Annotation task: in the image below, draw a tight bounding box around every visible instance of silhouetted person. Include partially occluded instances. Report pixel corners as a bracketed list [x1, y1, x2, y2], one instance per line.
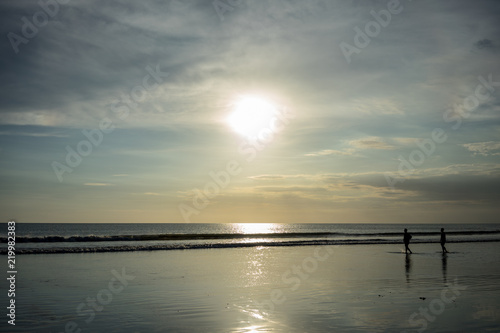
[440, 228, 448, 253]
[403, 228, 412, 254]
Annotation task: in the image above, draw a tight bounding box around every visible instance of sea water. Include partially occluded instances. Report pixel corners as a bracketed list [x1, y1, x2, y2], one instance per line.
[2, 223, 499, 254]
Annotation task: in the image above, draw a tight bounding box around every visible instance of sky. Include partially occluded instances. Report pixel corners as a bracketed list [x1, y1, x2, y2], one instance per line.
[0, 0, 499, 224]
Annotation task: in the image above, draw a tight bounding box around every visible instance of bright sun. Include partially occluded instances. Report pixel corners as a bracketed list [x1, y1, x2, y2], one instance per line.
[227, 96, 278, 139]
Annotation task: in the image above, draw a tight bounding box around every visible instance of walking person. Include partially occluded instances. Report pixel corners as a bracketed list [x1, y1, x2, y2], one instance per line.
[403, 228, 412, 254]
[440, 228, 449, 253]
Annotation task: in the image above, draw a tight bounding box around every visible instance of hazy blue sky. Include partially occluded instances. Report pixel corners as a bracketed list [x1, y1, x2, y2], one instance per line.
[1, 0, 499, 223]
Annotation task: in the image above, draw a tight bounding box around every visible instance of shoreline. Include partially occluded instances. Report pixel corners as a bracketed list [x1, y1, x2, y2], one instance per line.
[3, 238, 500, 255]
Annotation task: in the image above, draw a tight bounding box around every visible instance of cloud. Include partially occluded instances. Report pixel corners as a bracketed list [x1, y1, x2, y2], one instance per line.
[474, 39, 494, 49]
[391, 137, 419, 146]
[248, 163, 500, 204]
[305, 149, 356, 157]
[305, 137, 395, 157]
[350, 98, 404, 116]
[0, 0, 224, 128]
[395, 174, 500, 202]
[349, 137, 395, 150]
[248, 174, 316, 181]
[0, 131, 65, 137]
[0, 129, 68, 138]
[248, 174, 287, 180]
[462, 142, 500, 156]
[2, 0, 500, 223]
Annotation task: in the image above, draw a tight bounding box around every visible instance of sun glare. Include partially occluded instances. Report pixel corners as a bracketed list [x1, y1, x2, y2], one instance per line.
[236, 223, 277, 234]
[227, 96, 278, 139]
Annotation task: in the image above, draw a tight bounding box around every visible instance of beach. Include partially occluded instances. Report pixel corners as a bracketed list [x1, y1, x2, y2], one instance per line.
[2, 1, 500, 332]
[3, 241, 500, 332]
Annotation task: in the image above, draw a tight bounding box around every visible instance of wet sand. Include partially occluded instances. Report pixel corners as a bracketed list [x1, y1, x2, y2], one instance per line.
[4, 242, 500, 332]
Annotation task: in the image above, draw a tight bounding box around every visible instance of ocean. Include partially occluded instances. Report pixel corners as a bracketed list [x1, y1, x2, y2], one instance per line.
[2, 223, 500, 332]
[3, 223, 500, 254]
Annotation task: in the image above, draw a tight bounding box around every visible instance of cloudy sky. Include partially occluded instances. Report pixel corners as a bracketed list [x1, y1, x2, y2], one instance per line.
[1, 0, 499, 223]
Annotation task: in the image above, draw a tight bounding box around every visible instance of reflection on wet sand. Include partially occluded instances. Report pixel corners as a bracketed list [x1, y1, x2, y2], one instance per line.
[405, 254, 412, 284]
[442, 252, 448, 284]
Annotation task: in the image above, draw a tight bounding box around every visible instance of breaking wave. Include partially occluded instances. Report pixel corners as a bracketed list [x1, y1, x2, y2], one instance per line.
[4, 230, 500, 244]
[2, 232, 499, 255]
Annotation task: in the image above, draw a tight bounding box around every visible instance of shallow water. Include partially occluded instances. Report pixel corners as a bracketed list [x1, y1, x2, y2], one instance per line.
[2, 242, 499, 332]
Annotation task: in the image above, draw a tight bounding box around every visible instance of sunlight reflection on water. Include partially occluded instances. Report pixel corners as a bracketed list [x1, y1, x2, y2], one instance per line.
[233, 223, 286, 234]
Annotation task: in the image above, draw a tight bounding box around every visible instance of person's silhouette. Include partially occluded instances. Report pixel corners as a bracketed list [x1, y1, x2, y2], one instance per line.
[403, 228, 412, 254]
[440, 228, 448, 253]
